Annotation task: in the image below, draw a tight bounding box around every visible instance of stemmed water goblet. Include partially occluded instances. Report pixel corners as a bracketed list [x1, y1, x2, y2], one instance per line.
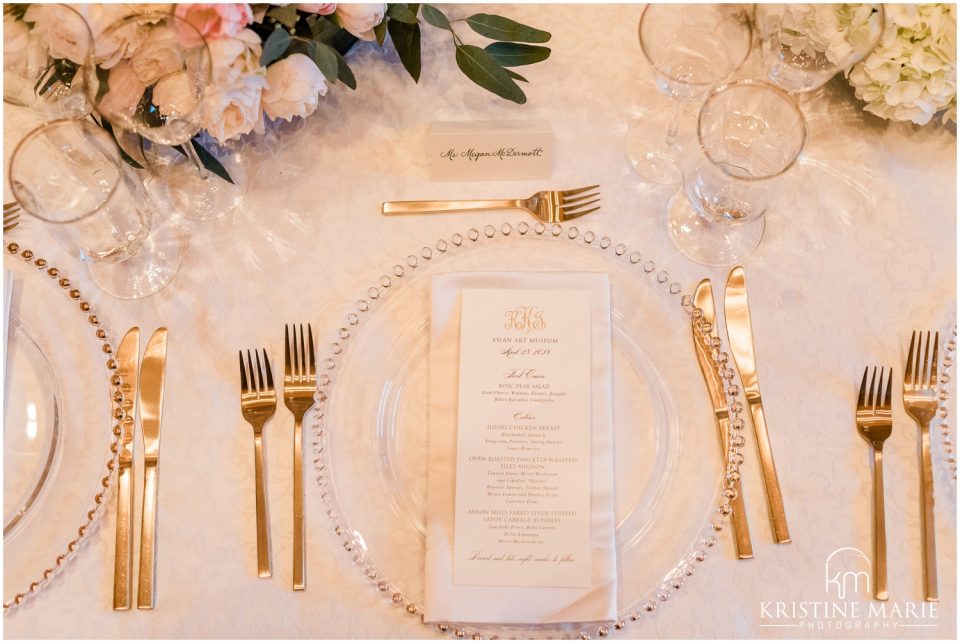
[9, 119, 184, 299]
[3, 4, 93, 120]
[667, 80, 807, 266]
[87, 12, 247, 221]
[755, 4, 886, 94]
[627, 4, 753, 185]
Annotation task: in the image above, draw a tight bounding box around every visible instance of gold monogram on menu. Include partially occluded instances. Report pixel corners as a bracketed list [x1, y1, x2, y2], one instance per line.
[504, 306, 546, 334]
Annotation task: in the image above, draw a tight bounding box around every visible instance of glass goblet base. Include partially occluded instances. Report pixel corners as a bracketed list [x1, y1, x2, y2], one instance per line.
[86, 222, 183, 299]
[666, 192, 765, 266]
[626, 116, 683, 185]
[164, 149, 248, 221]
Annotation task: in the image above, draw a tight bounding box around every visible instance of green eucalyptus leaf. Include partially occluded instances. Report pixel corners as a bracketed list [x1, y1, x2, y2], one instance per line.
[310, 15, 341, 41]
[387, 4, 418, 24]
[189, 139, 234, 185]
[387, 19, 421, 82]
[483, 42, 550, 67]
[504, 68, 528, 83]
[373, 18, 387, 46]
[333, 49, 357, 89]
[464, 14, 551, 43]
[266, 5, 299, 30]
[420, 4, 450, 30]
[454, 44, 526, 104]
[261, 27, 292, 66]
[95, 65, 110, 103]
[307, 40, 339, 83]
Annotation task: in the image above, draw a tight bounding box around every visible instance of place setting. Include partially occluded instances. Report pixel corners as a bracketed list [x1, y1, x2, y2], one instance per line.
[2, 2, 956, 640]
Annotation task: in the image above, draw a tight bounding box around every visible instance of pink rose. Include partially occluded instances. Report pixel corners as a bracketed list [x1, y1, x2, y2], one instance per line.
[297, 4, 336, 15]
[174, 3, 253, 40]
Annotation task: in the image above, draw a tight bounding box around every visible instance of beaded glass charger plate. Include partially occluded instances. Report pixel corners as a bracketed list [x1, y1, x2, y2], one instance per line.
[3, 246, 122, 610]
[311, 223, 744, 638]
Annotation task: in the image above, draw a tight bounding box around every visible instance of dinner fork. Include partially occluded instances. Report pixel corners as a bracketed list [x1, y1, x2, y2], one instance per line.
[283, 323, 316, 591]
[856, 366, 892, 601]
[239, 348, 276, 579]
[903, 330, 939, 601]
[4, 201, 21, 233]
[380, 185, 601, 223]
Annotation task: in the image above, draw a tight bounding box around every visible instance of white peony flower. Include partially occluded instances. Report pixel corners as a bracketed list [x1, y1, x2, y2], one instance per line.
[201, 74, 267, 142]
[153, 70, 199, 117]
[334, 3, 386, 41]
[3, 13, 47, 77]
[847, 3, 956, 125]
[261, 53, 327, 121]
[130, 27, 185, 85]
[208, 28, 262, 88]
[23, 4, 92, 65]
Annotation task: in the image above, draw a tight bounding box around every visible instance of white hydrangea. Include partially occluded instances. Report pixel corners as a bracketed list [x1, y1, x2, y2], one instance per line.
[775, 3, 883, 68]
[847, 4, 956, 125]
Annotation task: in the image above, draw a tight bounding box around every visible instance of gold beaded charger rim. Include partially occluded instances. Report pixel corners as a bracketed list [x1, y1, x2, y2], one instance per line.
[307, 222, 749, 639]
[3, 242, 124, 612]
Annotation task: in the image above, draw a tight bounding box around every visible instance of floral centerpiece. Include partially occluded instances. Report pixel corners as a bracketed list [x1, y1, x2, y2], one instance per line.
[847, 3, 956, 126]
[4, 3, 552, 177]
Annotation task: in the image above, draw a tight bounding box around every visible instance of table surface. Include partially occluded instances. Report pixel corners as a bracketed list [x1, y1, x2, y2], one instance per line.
[3, 4, 957, 639]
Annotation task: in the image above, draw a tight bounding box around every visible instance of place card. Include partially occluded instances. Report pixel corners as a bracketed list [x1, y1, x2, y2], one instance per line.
[453, 288, 592, 588]
[427, 120, 553, 182]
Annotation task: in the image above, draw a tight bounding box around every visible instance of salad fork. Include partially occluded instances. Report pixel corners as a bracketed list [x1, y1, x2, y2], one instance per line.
[239, 349, 276, 579]
[381, 185, 601, 223]
[283, 323, 316, 591]
[903, 330, 939, 601]
[856, 366, 892, 601]
[4, 201, 21, 233]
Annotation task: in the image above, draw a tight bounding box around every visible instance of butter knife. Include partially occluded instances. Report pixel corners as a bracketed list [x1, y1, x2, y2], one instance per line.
[137, 328, 167, 609]
[113, 327, 139, 610]
[724, 267, 790, 544]
[694, 280, 753, 559]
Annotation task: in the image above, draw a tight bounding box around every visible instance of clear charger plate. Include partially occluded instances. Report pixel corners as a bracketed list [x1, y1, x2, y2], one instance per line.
[310, 223, 736, 638]
[3, 244, 122, 610]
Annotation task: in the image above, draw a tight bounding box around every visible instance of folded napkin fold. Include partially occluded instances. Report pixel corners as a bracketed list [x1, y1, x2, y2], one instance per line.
[425, 271, 617, 625]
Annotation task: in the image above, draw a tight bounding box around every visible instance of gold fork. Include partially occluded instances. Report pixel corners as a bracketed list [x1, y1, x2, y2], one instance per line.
[856, 366, 892, 601]
[239, 348, 276, 579]
[903, 330, 939, 601]
[4, 201, 21, 232]
[380, 185, 601, 223]
[283, 323, 316, 591]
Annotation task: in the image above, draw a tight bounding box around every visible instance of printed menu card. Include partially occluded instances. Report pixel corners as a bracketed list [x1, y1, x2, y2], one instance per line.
[454, 288, 592, 588]
[425, 272, 617, 625]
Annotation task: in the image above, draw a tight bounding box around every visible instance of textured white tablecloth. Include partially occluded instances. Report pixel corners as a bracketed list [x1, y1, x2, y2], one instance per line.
[3, 4, 956, 639]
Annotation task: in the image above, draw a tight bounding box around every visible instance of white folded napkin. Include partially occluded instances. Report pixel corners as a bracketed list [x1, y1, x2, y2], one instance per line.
[425, 271, 617, 625]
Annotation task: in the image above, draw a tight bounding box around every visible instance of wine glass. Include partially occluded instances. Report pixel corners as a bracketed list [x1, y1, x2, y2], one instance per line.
[667, 80, 807, 266]
[87, 12, 247, 221]
[3, 4, 93, 120]
[9, 119, 183, 299]
[755, 4, 886, 93]
[627, 4, 753, 185]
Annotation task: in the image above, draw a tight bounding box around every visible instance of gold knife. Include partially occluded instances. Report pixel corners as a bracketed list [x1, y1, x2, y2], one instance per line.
[113, 327, 139, 610]
[724, 267, 790, 544]
[694, 280, 753, 559]
[137, 328, 168, 609]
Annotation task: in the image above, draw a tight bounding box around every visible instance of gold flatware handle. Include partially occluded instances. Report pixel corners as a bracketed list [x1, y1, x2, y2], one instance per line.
[254, 432, 271, 578]
[749, 402, 791, 544]
[137, 462, 159, 609]
[872, 447, 888, 600]
[113, 464, 134, 610]
[919, 424, 938, 601]
[381, 199, 521, 215]
[293, 418, 305, 591]
[720, 417, 753, 559]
